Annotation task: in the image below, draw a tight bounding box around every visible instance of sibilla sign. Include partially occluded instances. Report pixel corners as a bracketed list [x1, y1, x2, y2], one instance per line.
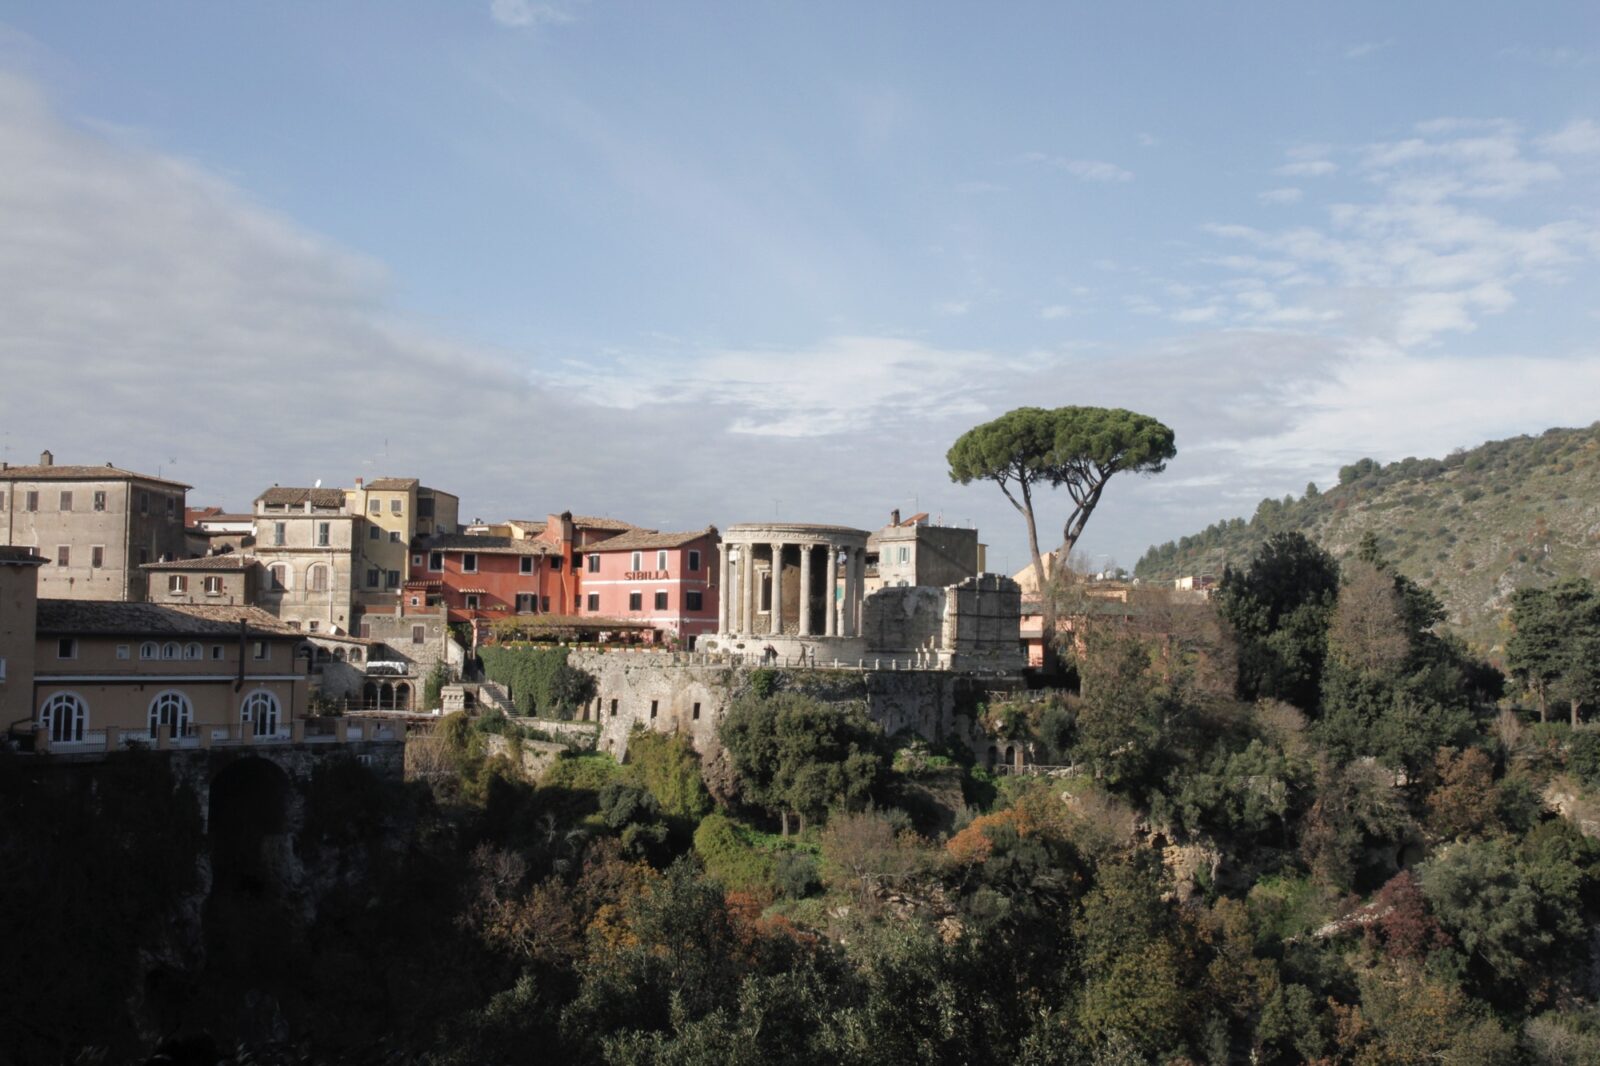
[624, 571, 669, 581]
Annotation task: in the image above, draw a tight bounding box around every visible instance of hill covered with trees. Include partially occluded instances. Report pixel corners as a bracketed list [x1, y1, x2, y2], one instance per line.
[1135, 422, 1600, 655]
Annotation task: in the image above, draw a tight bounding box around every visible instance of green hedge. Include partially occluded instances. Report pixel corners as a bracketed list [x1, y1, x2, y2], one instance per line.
[478, 645, 594, 717]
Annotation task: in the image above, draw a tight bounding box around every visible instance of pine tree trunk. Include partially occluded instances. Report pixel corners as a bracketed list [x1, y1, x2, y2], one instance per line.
[1573, 698, 1582, 728]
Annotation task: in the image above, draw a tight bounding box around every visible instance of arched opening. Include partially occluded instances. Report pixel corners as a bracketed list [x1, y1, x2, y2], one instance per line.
[241, 691, 281, 738]
[39, 692, 88, 744]
[394, 682, 411, 711]
[148, 691, 193, 740]
[362, 682, 378, 710]
[986, 745, 998, 770]
[1003, 744, 1015, 770]
[379, 682, 394, 710]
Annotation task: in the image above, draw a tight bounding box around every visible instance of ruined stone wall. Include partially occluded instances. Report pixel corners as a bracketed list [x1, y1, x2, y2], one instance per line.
[942, 574, 1025, 673]
[861, 586, 946, 656]
[567, 649, 1022, 761]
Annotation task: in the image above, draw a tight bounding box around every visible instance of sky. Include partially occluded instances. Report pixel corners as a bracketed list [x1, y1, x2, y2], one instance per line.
[1, 2, 1597, 576]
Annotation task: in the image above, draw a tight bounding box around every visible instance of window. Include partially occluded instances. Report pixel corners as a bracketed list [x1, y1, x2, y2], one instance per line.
[166, 497, 176, 519]
[183, 642, 202, 660]
[412, 554, 423, 567]
[574, 595, 580, 611]
[40, 692, 87, 743]
[0, 655, 5, 679]
[273, 522, 286, 546]
[688, 550, 700, 572]
[368, 525, 379, 540]
[147, 691, 191, 739]
[140, 641, 158, 660]
[93, 491, 106, 512]
[898, 546, 910, 564]
[369, 498, 381, 515]
[116, 644, 130, 660]
[654, 591, 668, 610]
[418, 497, 435, 519]
[204, 575, 223, 595]
[411, 625, 425, 644]
[162, 642, 180, 660]
[462, 553, 478, 573]
[252, 641, 269, 660]
[241, 691, 281, 737]
[657, 550, 668, 571]
[649, 700, 658, 719]
[139, 491, 149, 515]
[268, 564, 288, 591]
[59, 490, 72, 511]
[631, 551, 642, 572]
[429, 551, 443, 571]
[687, 591, 703, 611]
[168, 574, 187, 593]
[692, 702, 701, 720]
[211, 645, 225, 660]
[385, 569, 400, 589]
[520, 556, 534, 574]
[587, 554, 600, 573]
[629, 591, 642, 611]
[57, 638, 77, 660]
[389, 530, 401, 543]
[317, 522, 330, 546]
[516, 593, 535, 613]
[91, 546, 104, 568]
[609, 699, 618, 717]
[307, 565, 327, 592]
[550, 556, 562, 571]
[366, 568, 380, 588]
[360, 622, 371, 637]
[24, 491, 37, 512]
[586, 593, 599, 611]
[56, 545, 69, 567]
[390, 499, 402, 514]
[465, 594, 480, 610]
[139, 548, 149, 565]
[541, 596, 550, 612]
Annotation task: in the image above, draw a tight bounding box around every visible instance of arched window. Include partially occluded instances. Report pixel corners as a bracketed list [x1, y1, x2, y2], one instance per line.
[268, 564, 289, 591]
[395, 682, 411, 710]
[350, 647, 363, 663]
[307, 564, 328, 592]
[333, 647, 347, 662]
[241, 690, 281, 737]
[148, 691, 193, 740]
[362, 682, 378, 710]
[379, 682, 394, 710]
[140, 641, 158, 660]
[183, 642, 202, 660]
[40, 692, 87, 743]
[161, 641, 180, 660]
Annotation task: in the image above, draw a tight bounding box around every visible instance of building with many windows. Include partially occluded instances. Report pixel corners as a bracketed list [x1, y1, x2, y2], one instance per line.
[0, 451, 190, 602]
[575, 527, 720, 644]
[141, 554, 259, 607]
[346, 477, 459, 611]
[404, 532, 559, 622]
[864, 510, 985, 594]
[251, 486, 358, 634]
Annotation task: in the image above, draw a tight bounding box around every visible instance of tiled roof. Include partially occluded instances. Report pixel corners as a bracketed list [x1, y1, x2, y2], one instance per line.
[365, 477, 419, 490]
[570, 515, 637, 531]
[36, 601, 300, 638]
[0, 463, 189, 489]
[586, 526, 717, 551]
[140, 555, 256, 571]
[194, 512, 255, 524]
[507, 519, 547, 533]
[0, 546, 45, 566]
[255, 486, 347, 509]
[418, 533, 556, 555]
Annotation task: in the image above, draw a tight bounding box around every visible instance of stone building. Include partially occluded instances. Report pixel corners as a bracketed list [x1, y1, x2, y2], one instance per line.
[0, 451, 189, 602]
[700, 522, 871, 662]
[859, 574, 1025, 673]
[142, 555, 259, 607]
[0, 546, 45, 726]
[865, 510, 985, 594]
[252, 487, 359, 634]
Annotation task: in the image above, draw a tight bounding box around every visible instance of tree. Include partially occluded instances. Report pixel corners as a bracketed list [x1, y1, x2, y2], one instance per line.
[1215, 532, 1340, 711]
[948, 406, 1175, 669]
[1507, 579, 1600, 725]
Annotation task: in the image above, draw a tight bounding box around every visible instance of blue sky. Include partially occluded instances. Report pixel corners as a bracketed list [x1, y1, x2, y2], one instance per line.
[1, 2, 1597, 576]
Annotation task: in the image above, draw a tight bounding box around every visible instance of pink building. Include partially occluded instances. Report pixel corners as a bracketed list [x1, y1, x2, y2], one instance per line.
[575, 527, 720, 645]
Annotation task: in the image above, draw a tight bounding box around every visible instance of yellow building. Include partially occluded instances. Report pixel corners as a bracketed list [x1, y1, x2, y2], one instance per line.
[345, 477, 459, 611]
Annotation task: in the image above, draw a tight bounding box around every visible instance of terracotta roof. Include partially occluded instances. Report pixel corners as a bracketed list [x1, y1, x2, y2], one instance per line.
[365, 478, 419, 491]
[36, 601, 300, 638]
[570, 515, 638, 531]
[194, 512, 255, 524]
[140, 555, 256, 571]
[0, 546, 45, 567]
[255, 486, 347, 509]
[418, 533, 555, 556]
[586, 526, 717, 551]
[0, 463, 189, 489]
[507, 519, 546, 533]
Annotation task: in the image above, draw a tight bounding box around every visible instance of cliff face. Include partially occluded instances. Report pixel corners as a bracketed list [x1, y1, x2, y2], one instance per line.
[1136, 422, 1600, 656]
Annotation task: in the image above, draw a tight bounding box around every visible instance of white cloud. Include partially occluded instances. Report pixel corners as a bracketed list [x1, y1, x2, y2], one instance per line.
[1137, 132, 1159, 148]
[1537, 119, 1600, 156]
[1344, 39, 1394, 59]
[933, 300, 970, 317]
[1019, 152, 1133, 182]
[489, 0, 578, 28]
[1276, 160, 1337, 178]
[1258, 187, 1303, 204]
[1039, 304, 1072, 320]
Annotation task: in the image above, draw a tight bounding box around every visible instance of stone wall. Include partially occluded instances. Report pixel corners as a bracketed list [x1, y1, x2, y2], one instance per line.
[858, 574, 1024, 673]
[567, 649, 1023, 761]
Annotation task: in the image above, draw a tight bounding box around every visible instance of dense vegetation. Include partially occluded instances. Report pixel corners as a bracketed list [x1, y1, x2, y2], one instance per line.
[16, 526, 1600, 1063]
[478, 644, 596, 716]
[1135, 422, 1600, 655]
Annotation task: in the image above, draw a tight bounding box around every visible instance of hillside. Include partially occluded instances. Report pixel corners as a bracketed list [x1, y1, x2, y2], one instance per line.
[1135, 422, 1600, 656]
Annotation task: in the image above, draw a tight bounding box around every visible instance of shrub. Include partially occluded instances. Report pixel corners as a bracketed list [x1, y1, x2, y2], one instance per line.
[541, 753, 622, 793]
[693, 812, 776, 897]
[478, 645, 595, 717]
[774, 850, 821, 899]
[625, 730, 711, 821]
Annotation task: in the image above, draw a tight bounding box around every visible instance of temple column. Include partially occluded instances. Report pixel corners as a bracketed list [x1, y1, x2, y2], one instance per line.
[853, 549, 865, 634]
[717, 549, 730, 633]
[770, 542, 785, 635]
[798, 544, 813, 636]
[825, 546, 839, 636]
[841, 548, 855, 637]
[741, 542, 756, 636]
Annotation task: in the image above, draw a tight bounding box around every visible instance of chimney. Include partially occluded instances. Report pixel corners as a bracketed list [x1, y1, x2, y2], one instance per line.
[890, 508, 900, 527]
[39, 450, 53, 466]
[355, 477, 364, 488]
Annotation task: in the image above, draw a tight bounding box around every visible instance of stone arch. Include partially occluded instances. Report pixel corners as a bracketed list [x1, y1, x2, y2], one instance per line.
[207, 757, 293, 893]
[395, 682, 411, 710]
[362, 681, 378, 709]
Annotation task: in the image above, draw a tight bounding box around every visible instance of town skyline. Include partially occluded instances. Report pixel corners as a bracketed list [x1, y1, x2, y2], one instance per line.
[2, 3, 1598, 572]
